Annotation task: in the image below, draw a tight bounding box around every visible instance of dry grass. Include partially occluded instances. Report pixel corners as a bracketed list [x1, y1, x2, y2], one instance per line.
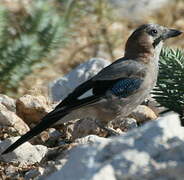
[15, 0, 184, 97]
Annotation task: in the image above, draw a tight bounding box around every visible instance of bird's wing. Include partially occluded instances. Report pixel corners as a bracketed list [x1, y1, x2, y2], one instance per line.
[93, 59, 146, 81]
[91, 59, 146, 96]
[58, 59, 146, 108]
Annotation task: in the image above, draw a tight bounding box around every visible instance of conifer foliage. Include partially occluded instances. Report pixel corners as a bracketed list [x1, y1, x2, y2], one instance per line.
[153, 48, 184, 119]
[0, 1, 68, 93]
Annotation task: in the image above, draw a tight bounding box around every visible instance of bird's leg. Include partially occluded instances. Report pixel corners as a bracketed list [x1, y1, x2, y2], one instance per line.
[95, 120, 120, 137]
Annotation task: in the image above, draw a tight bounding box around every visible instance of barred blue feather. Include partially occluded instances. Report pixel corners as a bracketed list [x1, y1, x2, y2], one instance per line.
[110, 78, 142, 98]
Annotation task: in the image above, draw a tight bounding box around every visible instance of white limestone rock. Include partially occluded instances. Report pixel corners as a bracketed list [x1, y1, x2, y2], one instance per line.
[0, 94, 16, 112]
[49, 58, 110, 101]
[0, 137, 48, 165]
[74, 135, 110, 145]
[47, 112, 184, 180]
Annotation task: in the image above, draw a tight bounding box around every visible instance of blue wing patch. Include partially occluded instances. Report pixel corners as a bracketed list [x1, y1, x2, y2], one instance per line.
[110, 78, 142, 98]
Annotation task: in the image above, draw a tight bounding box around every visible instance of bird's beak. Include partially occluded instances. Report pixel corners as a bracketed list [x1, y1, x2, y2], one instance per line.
[163, 29, 183, 40]
[153, 28, 182, 47]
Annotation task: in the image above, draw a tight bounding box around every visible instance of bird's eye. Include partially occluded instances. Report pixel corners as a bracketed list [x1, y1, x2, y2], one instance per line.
[150, 29, 158, 36]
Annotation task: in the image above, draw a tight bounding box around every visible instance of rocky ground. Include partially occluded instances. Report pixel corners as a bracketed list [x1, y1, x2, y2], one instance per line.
[0, 93, 183, 180]
[0, 58, 183, 179]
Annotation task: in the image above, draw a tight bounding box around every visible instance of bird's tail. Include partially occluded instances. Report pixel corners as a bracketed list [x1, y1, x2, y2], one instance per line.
[1, 108, 69, 154]
[2, 94, 102, 155]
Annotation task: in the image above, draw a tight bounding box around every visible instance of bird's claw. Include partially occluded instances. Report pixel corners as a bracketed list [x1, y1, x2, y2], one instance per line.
[95, 120, 120, 137]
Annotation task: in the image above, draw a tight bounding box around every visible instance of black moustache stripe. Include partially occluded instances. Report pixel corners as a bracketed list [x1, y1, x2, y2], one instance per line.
[153, 36, 162, 48]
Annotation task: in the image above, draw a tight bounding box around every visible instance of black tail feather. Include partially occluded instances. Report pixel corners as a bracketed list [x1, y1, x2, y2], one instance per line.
[1, 94, 102, 154]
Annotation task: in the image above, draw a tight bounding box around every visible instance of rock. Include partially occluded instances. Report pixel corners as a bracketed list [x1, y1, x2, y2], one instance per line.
[16, 95, 52, 124]
[0, 94, 16, 112]
[108, 0, 170, 21]
[25, 167, 44, 180]
[0, 137, 48, 165]
[0, 103, 7, 111]
[47, 113, 184, 180]
[40, 158, 68, 179]
[146, 96, 167, 115]
[40, 136, 109, 179]
[0, 107, 30, 135]
[47, 128, 62, 139]
[130, 105, 157, 124]
[71, 118, 107, 140]
[112, 117, 137, 132]
[36, 128, 63, 147]
[4, 164, 18, 177]
[75, 135, 110, 145]
[49, 58, 110, 102]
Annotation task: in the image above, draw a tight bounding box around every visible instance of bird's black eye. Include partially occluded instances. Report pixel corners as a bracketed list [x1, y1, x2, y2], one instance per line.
[150, 29, 158, 36]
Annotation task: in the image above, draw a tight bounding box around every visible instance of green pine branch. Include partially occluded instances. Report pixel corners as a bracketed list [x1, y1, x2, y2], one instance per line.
[153, 47, 184, 118]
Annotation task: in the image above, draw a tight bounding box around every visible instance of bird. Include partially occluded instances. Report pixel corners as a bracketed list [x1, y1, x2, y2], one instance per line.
[2, 24, 182, 154]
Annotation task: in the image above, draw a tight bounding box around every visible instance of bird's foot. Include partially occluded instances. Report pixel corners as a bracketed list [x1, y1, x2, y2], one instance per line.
[95, 120, 120, 137]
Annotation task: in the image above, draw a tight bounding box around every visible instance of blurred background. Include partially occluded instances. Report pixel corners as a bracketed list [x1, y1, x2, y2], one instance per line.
[0, 0, 183, 97]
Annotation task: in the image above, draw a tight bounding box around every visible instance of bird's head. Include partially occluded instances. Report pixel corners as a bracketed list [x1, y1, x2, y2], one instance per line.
[125, 24, 182, 62]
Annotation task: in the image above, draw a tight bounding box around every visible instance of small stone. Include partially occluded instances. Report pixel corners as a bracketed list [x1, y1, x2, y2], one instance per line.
[72, 118, 105, 140]
[145, 96, 167, 115]
[0, 137, 48, 165]
[123, 118, 137, 129]
[72, 118, 100, 139]
[130, 105, 157, 124]
[16, 95, 52, 125]
[41, 159, 68, 178]
[112, 117, 137, 132]
[0, 94, 16, 112]
[48, 128, 62, 139]
[25, 167, 44, 180]
[75, 135, 110, 145]
[38, 128, 62, 146]
[0, 108, 30, 135]
[5, 165, 18, 176]
[0, 103, 7, 111]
